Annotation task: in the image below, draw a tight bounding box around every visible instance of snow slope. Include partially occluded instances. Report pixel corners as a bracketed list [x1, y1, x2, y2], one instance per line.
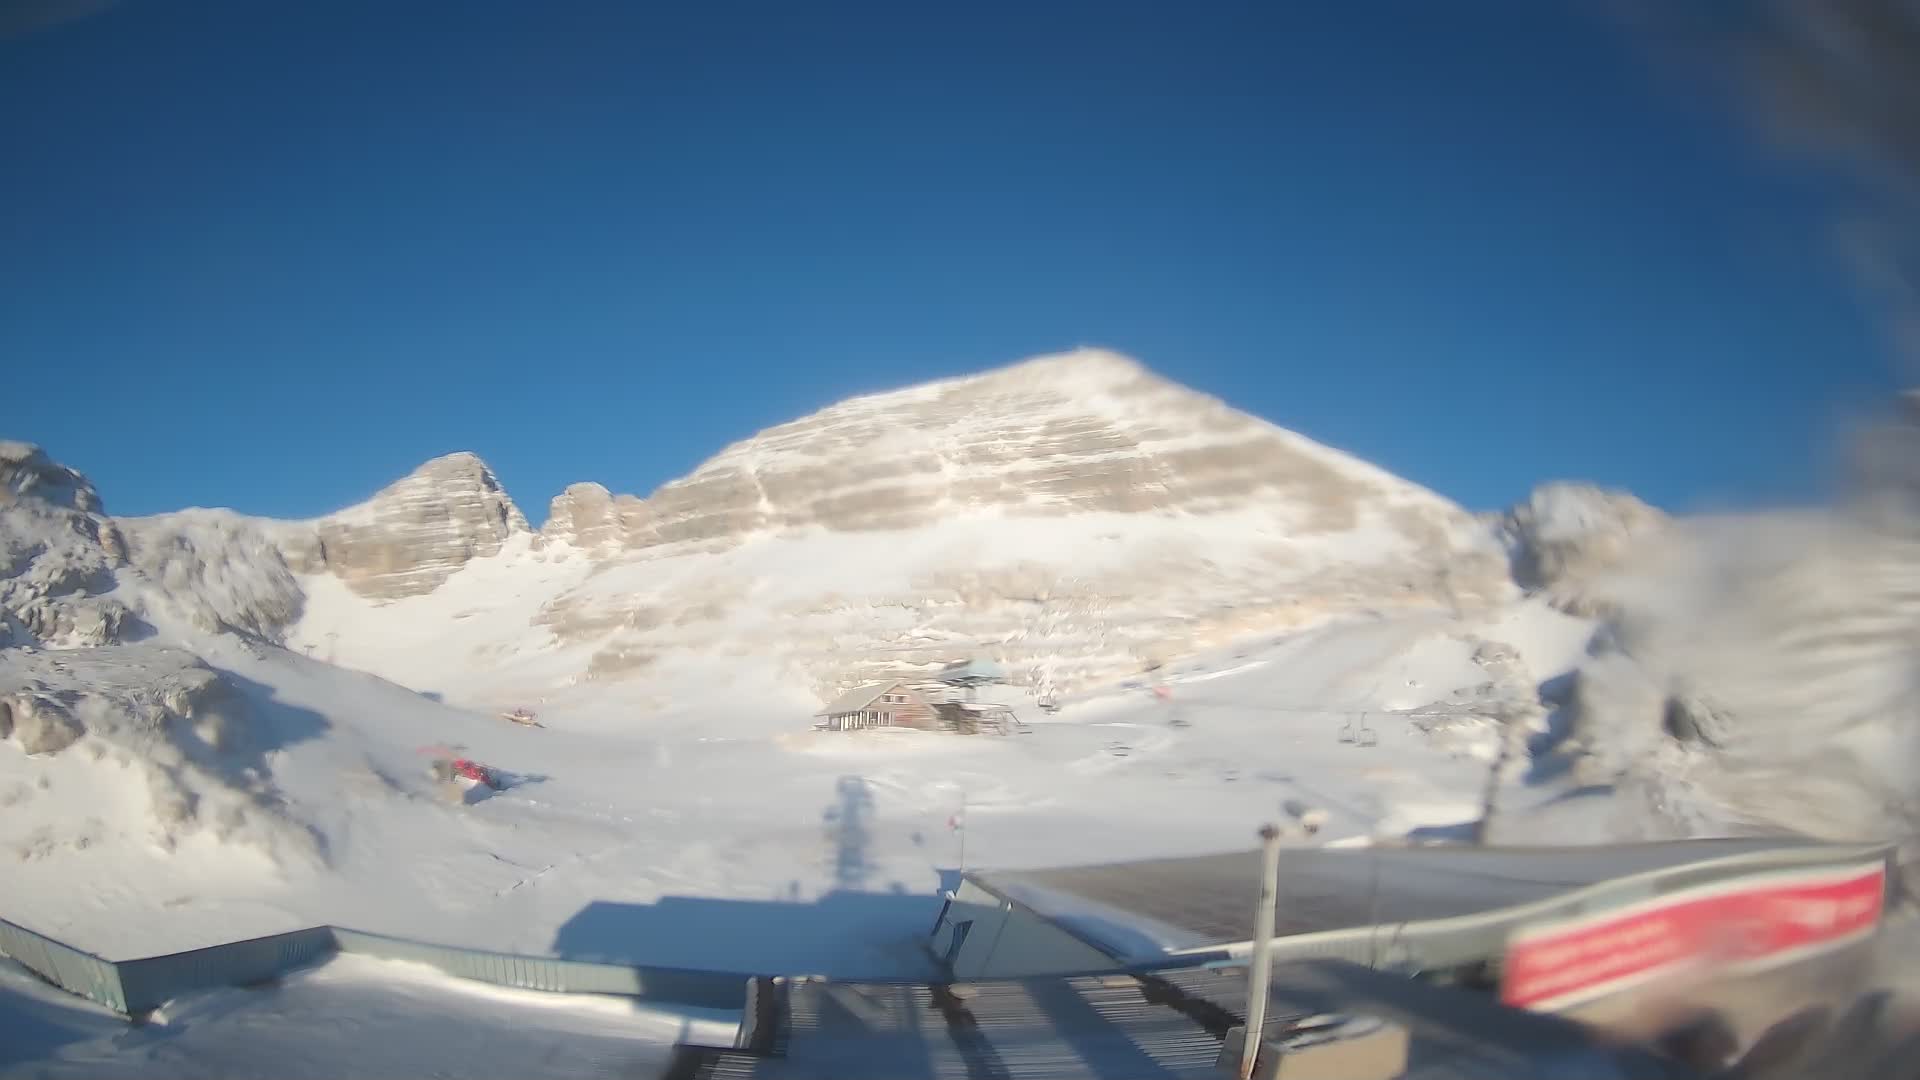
[288, 502, 1499, 724]
[5, 600, 1588, 966]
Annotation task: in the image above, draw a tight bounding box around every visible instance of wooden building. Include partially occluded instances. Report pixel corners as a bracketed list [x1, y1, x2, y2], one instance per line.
[814, 681, 939, 731]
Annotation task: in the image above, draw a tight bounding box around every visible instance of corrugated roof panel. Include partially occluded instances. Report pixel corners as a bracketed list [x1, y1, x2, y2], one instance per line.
[972, 838, 1836, 959]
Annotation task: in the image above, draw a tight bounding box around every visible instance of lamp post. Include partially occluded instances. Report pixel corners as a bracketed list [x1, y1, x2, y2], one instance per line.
[1240, 823, 1283, 1080]
[1240, 800, 1326, 1080]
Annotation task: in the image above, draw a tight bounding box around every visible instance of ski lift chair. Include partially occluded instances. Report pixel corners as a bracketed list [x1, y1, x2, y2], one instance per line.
[1338, 714, 1379, 747]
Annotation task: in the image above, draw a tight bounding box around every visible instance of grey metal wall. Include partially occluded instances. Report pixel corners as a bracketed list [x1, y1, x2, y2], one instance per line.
[940, 880, 1120, 980]
[0, 914, 125, 1012]
[1, 921, 755, 1018]
[114, 926, 337, 1013]
[330, 927, 753, 1009]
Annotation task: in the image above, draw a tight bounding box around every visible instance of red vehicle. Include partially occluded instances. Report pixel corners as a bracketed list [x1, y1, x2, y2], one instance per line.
[449, 758, 502, 789]
[422, 748, 506, 792]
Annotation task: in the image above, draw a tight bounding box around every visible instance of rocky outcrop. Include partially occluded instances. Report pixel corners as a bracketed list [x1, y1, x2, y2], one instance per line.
[540, 482, 651, 555]
[0, 513, 117, 606]
[310, 452, 530, 600]
[0, 441, 103, 513]
[1498, 483, 1665, 611]
[5, 693, 82, 755]
[0, 644, 321, 864]
[0, 444, 132, 646]
[155, 664, 248, 754]
[10, 594, 130, 647]
[120, 510, 302, 638]
[0, 445, 303, 647]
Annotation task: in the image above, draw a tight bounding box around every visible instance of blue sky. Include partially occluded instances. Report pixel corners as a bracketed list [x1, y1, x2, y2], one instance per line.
[0, 0, 1898, 519]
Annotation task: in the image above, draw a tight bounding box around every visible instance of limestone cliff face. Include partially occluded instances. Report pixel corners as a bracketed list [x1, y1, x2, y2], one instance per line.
[312, 453, 530, 600]
[540, 482, 650, 557]
[540, 349, 1458, 552]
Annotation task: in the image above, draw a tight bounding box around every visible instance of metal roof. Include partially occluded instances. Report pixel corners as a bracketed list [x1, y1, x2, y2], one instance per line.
[968, 837, 1840, 960]
[938, 658, 1006, 684]
[814, 682, 906, 717]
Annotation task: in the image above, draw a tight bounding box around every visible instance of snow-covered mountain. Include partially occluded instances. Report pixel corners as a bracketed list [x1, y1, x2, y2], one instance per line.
[265, 350, 1514, 709]
[3, 348, 1914, 969]
[537, 350, 1473, 547]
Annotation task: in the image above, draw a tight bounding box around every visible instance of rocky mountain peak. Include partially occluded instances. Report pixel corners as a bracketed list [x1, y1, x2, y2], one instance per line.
[0, 441, 104, 514]
[310, 452, 529, 600]
[971, 347, 1150, 389]
[537, 348, 1461, 555]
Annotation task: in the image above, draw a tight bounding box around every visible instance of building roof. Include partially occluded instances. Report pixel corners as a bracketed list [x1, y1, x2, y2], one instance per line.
[815, 681, 909, 716]
[965, 837, 1853, 963]
[937, 658, 1005, 684]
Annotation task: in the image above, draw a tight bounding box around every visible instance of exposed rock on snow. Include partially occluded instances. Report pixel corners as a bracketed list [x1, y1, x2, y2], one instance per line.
[0, 507, 118, 597]
[0, 644, 321, 864]
[121, 509, 302, 638]
[1498, 482, 1665, 611]
[1400, 635, 1544, 761]
[0, 441, 103, 513]
[0, 447, 130, 647]
[309, 452, 530, 600]
[539, 482, 649, 555]
[10, 594, 131, 647]
[5, 692, 82, 755]
[523, 525, 1510, 701]
[158, 664, 249, 752]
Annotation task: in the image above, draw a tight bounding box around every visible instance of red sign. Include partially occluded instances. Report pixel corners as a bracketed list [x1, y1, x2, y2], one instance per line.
[1501, 861, 1886, 1012]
